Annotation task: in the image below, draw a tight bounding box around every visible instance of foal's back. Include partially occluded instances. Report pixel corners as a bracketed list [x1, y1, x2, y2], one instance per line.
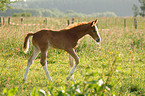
[32, 29, 78, 51]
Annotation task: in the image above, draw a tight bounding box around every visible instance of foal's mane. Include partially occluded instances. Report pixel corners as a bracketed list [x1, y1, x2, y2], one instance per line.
[65, 22, 91, 29]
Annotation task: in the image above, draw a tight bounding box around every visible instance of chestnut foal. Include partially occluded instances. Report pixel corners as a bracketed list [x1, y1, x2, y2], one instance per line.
[23, 19, 101, 82]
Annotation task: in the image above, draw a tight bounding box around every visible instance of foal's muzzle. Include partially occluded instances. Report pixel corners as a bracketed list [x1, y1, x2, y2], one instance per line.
[96, 38, 100, 42]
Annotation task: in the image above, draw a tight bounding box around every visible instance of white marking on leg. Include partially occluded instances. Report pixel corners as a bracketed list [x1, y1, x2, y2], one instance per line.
[69, 55, 76, 82]
[70, 64, 76, 74]
[23, 65, 30, 81]
[43, 64, 52, 81]
[69, 55, 74, 67]
[66, 64, 77, 80]
[70, 74, 76, 83]
[23, 47, 39, 82]
[66, 49, 79, 81]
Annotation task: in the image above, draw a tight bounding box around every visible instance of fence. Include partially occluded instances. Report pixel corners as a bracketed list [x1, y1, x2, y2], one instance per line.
[0, 17, 144, 29]
[0, 17, 47, 26]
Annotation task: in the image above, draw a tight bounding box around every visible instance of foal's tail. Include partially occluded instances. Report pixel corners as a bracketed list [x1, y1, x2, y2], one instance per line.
[23, 33, 34, 53]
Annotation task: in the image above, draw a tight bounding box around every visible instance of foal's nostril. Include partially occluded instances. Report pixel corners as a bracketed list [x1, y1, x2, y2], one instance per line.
[96, 38, 100, 42]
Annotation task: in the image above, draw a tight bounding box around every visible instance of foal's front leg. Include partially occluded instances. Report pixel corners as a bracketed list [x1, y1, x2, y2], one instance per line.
[40, 51, 52, 81]
[66, 49, 80, 81]
[69, 54, 75, 82]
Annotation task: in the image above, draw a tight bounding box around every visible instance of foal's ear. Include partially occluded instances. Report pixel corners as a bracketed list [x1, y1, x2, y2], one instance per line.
[91, 19, 98, 27]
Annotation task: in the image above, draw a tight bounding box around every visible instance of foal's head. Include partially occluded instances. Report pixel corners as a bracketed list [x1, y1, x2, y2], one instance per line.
[88, 19, 101, 43]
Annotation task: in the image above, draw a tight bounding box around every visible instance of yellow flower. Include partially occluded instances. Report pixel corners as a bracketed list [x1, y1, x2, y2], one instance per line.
[104, 89, 107, 92]
[116, 51, 119, 54]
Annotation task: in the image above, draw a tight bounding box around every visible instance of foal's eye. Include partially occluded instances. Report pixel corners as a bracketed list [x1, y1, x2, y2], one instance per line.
[93, 29, 96, 32]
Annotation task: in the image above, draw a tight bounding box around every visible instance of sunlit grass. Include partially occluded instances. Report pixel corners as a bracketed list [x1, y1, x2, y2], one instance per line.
[0, 17, 145, 95]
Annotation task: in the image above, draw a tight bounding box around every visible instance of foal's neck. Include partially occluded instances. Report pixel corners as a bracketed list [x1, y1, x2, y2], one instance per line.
[70, 24, 89, 40]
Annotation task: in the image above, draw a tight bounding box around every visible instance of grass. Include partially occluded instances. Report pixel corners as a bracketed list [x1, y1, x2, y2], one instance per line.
[0, 17, 145, 95]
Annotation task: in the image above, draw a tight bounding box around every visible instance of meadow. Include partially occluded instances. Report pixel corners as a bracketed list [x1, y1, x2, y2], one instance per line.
[0, 17, 145, 96]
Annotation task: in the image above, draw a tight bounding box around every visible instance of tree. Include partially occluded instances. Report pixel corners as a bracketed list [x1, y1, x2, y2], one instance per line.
[0, 0, 21, 11]
[0, 0, 12, 11]
[132, 4, 139, 17]
[138, 0, 145, 17]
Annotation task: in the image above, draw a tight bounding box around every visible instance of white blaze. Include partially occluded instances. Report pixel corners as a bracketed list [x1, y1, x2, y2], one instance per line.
[95, 25, 101, 42]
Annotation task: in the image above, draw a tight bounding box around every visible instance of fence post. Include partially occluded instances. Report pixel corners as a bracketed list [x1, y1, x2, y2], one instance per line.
[67, 20, 70, 26]
[45, 18, 47, 25]
[8, 17, 10, 25]
[3, 17, 5, 25]
[124, 19, 126, 28]
[72, 18, 74, 24]
[21, 17, 23, 24]
[0, 17, 1, 26]
[134, 18, 137, 29]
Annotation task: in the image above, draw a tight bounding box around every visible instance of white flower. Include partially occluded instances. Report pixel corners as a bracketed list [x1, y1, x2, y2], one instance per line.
[39, 89, 46, 96]
[76, 88, 81, 93]
[97, 79, 103, 86]
[116, 69, 119, 73]
[106, 86, 111, 91]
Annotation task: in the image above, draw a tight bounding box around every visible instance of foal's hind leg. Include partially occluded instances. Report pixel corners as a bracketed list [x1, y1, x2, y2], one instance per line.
[66, 49, 80, 81]
[40, 51, 52, 81]
[69, 54, 75, 82]
[23, 46, 39, 82]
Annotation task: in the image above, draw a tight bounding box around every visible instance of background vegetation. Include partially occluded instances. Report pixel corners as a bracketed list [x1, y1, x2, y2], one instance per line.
[0, 17, 145, 95]
[1, 0, 144, 17]
[0, 0, 13, 11]
[0, 8, 117, 17]
[10, 0, 139, 16]
[132, 0, 145, 17]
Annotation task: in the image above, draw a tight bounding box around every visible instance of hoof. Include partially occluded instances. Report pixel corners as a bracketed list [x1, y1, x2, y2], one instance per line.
[50, 79, 53, 82]
[70, 75, 76, 83]
[71, 78, 76, 83]
[71, 79, 76, 83]
[66, 77, 76, 83]
[66, 76, 70, 81]
[66, 73, 73, 81]
[47, 77, 53, 82]
[23, 79, 26, 83]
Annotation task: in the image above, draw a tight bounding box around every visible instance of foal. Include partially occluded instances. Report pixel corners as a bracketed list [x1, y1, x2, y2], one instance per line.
[23, 19, 101, 82]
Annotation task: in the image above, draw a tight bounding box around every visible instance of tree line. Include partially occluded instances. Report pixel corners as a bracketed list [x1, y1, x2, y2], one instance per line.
[1, 0, 144, 17]
[10, 0, 138, 16]
[0, 8, 117, 17]
[132, 0, 145, 17]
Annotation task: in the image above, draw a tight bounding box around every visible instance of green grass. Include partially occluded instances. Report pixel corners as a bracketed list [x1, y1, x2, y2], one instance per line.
[0, 17, 145, 95]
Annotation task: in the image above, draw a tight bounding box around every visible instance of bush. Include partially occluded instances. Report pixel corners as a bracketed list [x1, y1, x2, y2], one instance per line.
[0, 8, 117, 17]
[21, 12, 32, 17]
[12, 13, 21, 17]
[12, 12, 32, 17]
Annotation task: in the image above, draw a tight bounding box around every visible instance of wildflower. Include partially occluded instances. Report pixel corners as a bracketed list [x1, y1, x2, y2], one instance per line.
[97, 79, 103, 86]
[116, 69, 119, 73]
[39, 89, 46, 96]
[106, 86, 111, 91]
[76, 88, 81, 93]
[116, 51, 119, 54]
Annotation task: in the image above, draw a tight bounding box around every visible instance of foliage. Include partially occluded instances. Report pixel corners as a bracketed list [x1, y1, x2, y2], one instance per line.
[12, 12, 32, 17]
[138, 0, 145, 17]
[10, 0, 138, 16]
[0, 8, 117, 17]
[0, 17, 145, 96]
[2, 60, 118, 96]
[132, 4, 139, 17]
[0, 0, 13, 11]
[3, 87, 18, 96]
[133, 0, 145, 17]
